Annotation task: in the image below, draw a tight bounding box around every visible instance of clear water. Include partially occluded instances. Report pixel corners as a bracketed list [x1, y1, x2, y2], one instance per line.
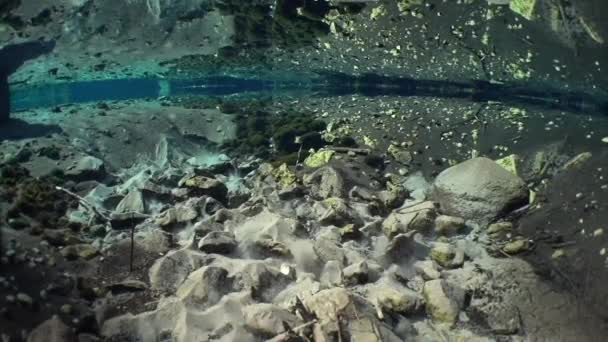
[1, 0, 608, 340]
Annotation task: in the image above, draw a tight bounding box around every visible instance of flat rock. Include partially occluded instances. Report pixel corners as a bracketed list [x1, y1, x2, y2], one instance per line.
[115, 190, 146, 214]
[303, 288, 351, 322]
[432, 157, 528, 226]
[382, 201, 437, 238]
[198, 231, 236, 254]
[320, 260, 343, 287]
[66, 156, 105, 180]
[243, 303, 302, 336]
[303, 166, 345, 199]
[430, 242, 464, 269]
[361, 278, 424, 315]
[435, 215, 465, 236]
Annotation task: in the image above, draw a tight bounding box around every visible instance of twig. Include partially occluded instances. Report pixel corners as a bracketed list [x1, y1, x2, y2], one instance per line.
[337, 314, 343, 342]
[266, 320, 318, 342]
[327, 147, 371, 155]
[129, 212, 135, 273]
[55, 186, 111, 222]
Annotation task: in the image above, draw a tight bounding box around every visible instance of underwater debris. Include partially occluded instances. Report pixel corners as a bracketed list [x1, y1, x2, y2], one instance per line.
[509, 0, 538, 20]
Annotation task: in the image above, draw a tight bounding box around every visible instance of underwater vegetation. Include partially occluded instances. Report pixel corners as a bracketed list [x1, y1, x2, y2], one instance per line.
[1, 165, 78, 231]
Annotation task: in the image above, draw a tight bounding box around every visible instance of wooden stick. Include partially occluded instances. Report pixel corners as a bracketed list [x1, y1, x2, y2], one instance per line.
[266, 320, 317, 342]
[55, 186, 111, 222]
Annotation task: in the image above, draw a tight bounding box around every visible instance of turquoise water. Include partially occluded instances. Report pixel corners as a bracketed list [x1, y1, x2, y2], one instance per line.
[10, 74, 608, 116]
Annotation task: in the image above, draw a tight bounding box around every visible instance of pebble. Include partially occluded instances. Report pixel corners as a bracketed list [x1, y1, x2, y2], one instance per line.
[16, 293, 33, 306]
[602, 137, 608, 144]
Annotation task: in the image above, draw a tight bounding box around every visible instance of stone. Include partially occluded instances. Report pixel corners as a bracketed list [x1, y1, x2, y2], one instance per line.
[487, 221, 513, 234]
[198, 231, 236, 254]
[314, 197, 360, 227]
[423, 279, 462, 326]
[27, 315, 75, 342]
[115, 190, 145, 214]
[343, 261, 369, 286]
[303, 288, 351, 322]
[562, 152, 592, 171]
[43, 229, 82, 246]
[435, 215, 465, 236]
[349, 317, 403, 342]
[414, 260, 441, 280]
[469, 298, 521, 335]
[109, 212, 148, 230]
[178, 175, 228, 203]
[251, 239, 292, 258]
[270, 163, 298, 189]
[303, 166, 345, 199]
[495, 154, 521, 176]
[243, 303, 302, 336]
[510, 0, 538, 20]
[430, 242, 464, 269]
[432, 157, 528, 225]
[17, 292, 33, 306]
[388, 143, 413, 164]
[304, 149, 335, 168]
[313, 234, 345, 266]
[363, 279, 424, 315]
[274, 277, 321, 309]
[149, 247, 208, 292]
[320, 260, 343, 287]
[403, 171, 431, 201]
[60, 244, 99, 260]
[503, 239, 529, 254]
[382, 201, 437, 238]
[66, 156, 105, 180]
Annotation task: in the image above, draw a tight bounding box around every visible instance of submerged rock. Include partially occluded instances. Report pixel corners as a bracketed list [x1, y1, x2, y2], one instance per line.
[27, 315, 75, 342]
[382, 201, 437, 238]
[66, 156, 106, 180]
[304, 149, 335, 168]
[423, 279, 463, 326]
[243, 303, 302, 336]
[302, 166, 345, 199]
[198, 231, 237, 255]
[432, 157, 528, 226]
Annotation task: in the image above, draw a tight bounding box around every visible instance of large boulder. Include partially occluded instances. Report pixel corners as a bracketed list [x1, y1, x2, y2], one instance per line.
[431, 157, 528, 225]
[303, 166, 346, 199]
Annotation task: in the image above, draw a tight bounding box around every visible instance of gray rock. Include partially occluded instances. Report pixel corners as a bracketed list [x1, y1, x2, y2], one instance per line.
[343, 261, 370, 286]
[149, 247, 208, 292]
[430, 242, 464, 269]
[413, 260, 441, 280]
[115, 190, 146, 214]
[423, 279, 464, 326]
[313, 232, 346, 266]
[197, 231, 237, 254]
[303, 288, 351, 322]
[67, 156, 105, 180]
[178, 175, 228, 203]
[434, 215, 465, 236]
[320, 260, 343, 287]
[27, 315, 75, 342]
[243, 303, 302, 336]
[382, 201, 437, 238]
[403, 171, 432, 201]
[303, 166, 345, 199]
[361, 278, 424, 315]
[432, 157, 528, 225]
[469, 298, 521, 335]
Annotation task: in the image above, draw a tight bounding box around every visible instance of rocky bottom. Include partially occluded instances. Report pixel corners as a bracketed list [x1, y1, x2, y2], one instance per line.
[1, 125, 608, 342]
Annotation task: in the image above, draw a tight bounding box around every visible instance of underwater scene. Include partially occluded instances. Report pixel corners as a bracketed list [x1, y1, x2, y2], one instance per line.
[1, 0, 608, 341]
